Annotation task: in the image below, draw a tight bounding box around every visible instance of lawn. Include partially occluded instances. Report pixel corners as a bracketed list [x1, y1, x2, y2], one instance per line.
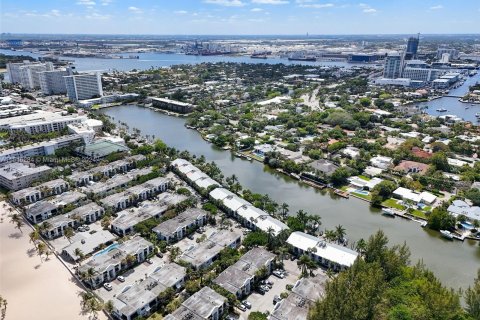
[382, 198, 406, 210]
[411, 210, 428, 219]
[358, 175, 371, 181]
[352, 191, 372, 200]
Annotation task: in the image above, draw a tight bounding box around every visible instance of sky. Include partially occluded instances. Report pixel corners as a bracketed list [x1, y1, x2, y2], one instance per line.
[1, 0, 479, 35]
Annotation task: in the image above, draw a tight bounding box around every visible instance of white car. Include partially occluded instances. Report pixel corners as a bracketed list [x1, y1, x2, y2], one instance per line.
[103, 283, 112, 291]
[117, 276, 125, 282]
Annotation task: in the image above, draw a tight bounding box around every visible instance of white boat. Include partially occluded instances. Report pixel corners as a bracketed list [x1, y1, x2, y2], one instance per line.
[476, 113, 480, 118]
[440, 230, 453, 240]
[381, 208, 396, 217]
[436, 108, 447, 112]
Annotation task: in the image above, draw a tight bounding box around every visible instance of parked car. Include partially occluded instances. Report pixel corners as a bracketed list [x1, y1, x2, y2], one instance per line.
[187, 234, 194, 240]
[103, 283, 112, 291]
[146, 258, 153, 264]
[117, 276, 125, 282]
[242, 301, 252, 309]
[273, 270, 285, 279]
[237, 304, 247, 312]
[156, 252, 163, 258]
[261, 285, 270, 292]
[82, 224, 90, 231]
[273, 295, 282, 305]
[77, 226, 86, 232]
[257, 287, 266, 295]
[266, 280, 274, 287]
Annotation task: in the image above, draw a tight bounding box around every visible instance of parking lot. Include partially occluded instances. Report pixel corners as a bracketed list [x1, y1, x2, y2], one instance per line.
[49, 220, 106, 252]
[94, 255, 166, 301]
[238, 259, 301, 319]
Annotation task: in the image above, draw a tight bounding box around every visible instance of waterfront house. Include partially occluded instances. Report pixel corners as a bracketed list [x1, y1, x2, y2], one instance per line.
[287, 231, 359, 271]
[25, 191, 87, 223]
[392, 187, 437, 205]
[61, 230, 116, 262]
[447, 200, 480, 222]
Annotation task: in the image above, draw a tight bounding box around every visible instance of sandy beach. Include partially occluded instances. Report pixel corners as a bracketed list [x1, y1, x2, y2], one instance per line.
[0, 201, 106, 320]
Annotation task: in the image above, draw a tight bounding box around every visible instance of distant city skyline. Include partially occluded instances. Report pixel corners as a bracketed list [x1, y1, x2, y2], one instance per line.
[1, 0, 480, 35]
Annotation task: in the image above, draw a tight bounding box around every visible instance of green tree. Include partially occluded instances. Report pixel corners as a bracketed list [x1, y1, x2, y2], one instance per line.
[330, 167, 350, 187]
[427, 207, 456, 231]
[465, 269, 480, 319]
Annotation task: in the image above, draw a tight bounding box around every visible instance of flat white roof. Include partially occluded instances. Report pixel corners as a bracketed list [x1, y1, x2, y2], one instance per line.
[287, 231, 358, 267]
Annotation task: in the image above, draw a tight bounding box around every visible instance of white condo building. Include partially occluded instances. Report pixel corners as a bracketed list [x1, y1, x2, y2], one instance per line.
[7, 61, 54, 90]
[64, 73, 103, 102]
[38, 68, 73, 95]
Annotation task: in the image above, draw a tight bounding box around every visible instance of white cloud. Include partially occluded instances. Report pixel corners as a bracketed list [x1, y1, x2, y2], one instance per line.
[204, 0, 246, 6]
[85, 12, 111, 19]
[359, 3, 377, 13]
[252, 0, 289, 4]
[251, 7, 264, 11]
[174, 10, 188, 14]
[50, 9, 61, 17]
[299, 3, 334, 8]
[77, 0, 96, 5]
[100, 0, 113, 5]
[430, 5, 444, 10]
[128, 6, 143, 14]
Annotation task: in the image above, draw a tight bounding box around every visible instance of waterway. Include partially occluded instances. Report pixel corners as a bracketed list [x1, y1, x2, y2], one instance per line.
[417, 72, 480, 123]
[100, 104, 480, 290]
[0, 49, 365, 72]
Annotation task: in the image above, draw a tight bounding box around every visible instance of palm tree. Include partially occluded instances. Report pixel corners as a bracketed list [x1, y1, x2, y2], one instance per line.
[0, 295, 7, 320]
[334, 225, 346, 243]
[64, 227, 74, 243]
[9, 214, 24, 233]
[306, 215, 322, 235]
[103, 300, 114, 314]
[78, 291, 102, 318]
[266, 227, 275, 250]
[29, 229, 40, 244]
[297, 254, 313, 277]
[36, 242, 47, 262]
[80, 267, 96, 286]
[280, 203, 289, 220]
[101, 214, 112, 229]
[324, 230, 337, 242]
[296, 210, 308, 227]
[74, 248, 85, 264]
[355, 238, 367, 256]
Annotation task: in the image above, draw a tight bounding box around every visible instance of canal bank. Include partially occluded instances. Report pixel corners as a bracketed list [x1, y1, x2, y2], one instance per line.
[100, 104, 480, 290]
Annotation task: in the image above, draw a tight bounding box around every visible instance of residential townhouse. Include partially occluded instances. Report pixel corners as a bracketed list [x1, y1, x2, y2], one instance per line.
[68, 202, 105, 224]
[164, 287, 227, 320]
[214, 248, 275, 298]
[78, 237, 154, 288]
[270, 274, 328, 320]
[25, 191, 87, 223]
[40, 213, 76, 239]
[112, 263, 186, 320]
[180, 229, 242, 270]
[61, 230, 116, 262]
[287, 231, 359, 271]
[210, 188, 288, 236]
[152, 208, 208, 243]
[171, 158, 220, 192]
[100, 177, 170, 212]
[10, 178, 68, 205]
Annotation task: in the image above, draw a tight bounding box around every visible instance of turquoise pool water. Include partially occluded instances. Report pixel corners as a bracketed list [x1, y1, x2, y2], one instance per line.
[94, 243, 119, 257]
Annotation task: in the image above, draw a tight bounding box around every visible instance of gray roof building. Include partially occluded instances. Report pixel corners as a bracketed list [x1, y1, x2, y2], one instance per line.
[166, 286, 227, 320]
[112, 263, 186, 320]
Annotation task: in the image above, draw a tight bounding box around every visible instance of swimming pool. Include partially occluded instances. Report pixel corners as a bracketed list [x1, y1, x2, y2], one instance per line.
[94, 243, 119, 257]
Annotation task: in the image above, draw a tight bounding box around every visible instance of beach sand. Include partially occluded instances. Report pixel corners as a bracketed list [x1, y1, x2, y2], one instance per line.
[0, 201, 107, 320]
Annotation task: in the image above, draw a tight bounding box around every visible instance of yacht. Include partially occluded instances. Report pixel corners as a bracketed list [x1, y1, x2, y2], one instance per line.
[381, 208, 396, 217]
[436, 108, 447, 112]
[440, 230, 454, 240]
